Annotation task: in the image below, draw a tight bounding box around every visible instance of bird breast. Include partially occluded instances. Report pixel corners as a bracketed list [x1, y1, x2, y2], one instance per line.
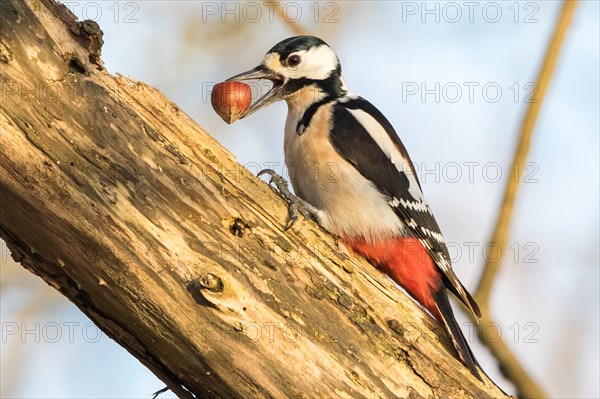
[283, 102, 406, 242]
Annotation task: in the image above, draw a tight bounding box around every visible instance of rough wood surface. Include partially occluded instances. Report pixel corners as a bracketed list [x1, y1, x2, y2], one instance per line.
[0, 1, 511, 398]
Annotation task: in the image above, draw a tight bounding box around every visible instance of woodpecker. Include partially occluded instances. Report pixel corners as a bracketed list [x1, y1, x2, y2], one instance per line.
[226, 36, 483, 380]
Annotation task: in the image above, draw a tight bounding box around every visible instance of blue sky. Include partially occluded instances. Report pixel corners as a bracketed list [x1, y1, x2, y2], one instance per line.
[1, 1, 598, 398]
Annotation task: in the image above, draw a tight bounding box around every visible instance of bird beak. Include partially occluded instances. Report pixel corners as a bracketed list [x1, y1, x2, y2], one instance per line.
[226, 65, 285, 119]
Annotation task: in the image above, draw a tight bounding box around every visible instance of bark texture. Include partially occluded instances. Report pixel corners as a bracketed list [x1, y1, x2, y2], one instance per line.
[0, 1, 511, 398]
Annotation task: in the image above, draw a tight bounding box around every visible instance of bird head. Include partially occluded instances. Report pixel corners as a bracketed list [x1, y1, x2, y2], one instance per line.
[226, 36, 346, 118]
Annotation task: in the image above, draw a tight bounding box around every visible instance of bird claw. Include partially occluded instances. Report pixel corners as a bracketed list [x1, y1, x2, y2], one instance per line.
[258, 168, 319, 230]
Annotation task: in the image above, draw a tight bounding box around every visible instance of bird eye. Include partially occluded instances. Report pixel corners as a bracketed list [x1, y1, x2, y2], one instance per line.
[287, 55, 301, 67]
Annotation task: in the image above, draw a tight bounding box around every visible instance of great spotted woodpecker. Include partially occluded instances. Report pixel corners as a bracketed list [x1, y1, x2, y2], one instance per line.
[226, 36, 483, 380]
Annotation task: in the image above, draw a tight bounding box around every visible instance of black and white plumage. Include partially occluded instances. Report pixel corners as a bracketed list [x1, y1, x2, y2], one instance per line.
[331, 95, 481, 320]
[226, 36, 483, 380]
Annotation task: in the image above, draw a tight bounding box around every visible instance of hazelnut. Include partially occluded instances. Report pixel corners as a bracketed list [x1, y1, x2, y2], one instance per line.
[211, 81, 252, 124]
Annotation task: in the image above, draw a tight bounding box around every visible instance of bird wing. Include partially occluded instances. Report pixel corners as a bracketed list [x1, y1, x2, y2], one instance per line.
[329, 96, 480, 319]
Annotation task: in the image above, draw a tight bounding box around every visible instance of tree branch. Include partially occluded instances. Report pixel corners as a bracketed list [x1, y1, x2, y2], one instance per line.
[474, 0, 578, 310]
[0, 0, 510, 397]
[265, 0, 310, 36]
[471, 2, 578, 398]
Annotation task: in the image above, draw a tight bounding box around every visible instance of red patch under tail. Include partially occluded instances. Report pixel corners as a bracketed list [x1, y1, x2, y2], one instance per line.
[346, 236, 443, 319]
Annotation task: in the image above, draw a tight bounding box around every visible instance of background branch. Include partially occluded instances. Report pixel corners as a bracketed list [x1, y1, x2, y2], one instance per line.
[470, 2, 578, 398]
[265, 0, 310, 36]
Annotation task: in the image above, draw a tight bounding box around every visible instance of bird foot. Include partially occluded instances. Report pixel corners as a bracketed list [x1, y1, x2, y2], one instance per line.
[151, 387, 169, 399]
[258, 169, 319, 230]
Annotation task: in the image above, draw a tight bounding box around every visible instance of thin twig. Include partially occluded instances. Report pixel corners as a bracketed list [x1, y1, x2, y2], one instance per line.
[474, 0, 578, 309]
[471, 1, 578, 398]
[265, 1, 310, 36]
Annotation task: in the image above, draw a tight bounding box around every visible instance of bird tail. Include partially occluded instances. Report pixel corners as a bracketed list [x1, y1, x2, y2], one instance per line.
[432, 288, 482, 381]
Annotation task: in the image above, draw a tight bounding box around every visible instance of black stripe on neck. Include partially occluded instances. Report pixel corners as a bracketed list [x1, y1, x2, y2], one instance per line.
[291, 73, 346, 135]
[296, 96, 334, 135]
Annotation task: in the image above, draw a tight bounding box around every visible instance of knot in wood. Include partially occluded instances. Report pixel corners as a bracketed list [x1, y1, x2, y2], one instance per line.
[387, 319, 404, 336]
[198, 273, 223, 293]
[80, 20, 102, 36]
[229, 218, 250, 237]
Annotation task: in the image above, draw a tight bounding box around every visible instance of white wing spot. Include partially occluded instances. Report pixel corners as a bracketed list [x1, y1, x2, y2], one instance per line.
[399, 198, 431, 213]
[347, 108, 425, 203]
[421, 227, 445, 243]
[389, 197, 401, 207]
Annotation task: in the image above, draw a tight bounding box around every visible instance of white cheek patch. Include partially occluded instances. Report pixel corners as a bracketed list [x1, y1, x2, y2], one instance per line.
[291, 45, 338, 80]
[263, 45, 339, 81]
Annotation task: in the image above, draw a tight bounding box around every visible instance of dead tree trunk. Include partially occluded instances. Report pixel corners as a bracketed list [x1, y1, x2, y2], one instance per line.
[0, 1, 511, 398]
